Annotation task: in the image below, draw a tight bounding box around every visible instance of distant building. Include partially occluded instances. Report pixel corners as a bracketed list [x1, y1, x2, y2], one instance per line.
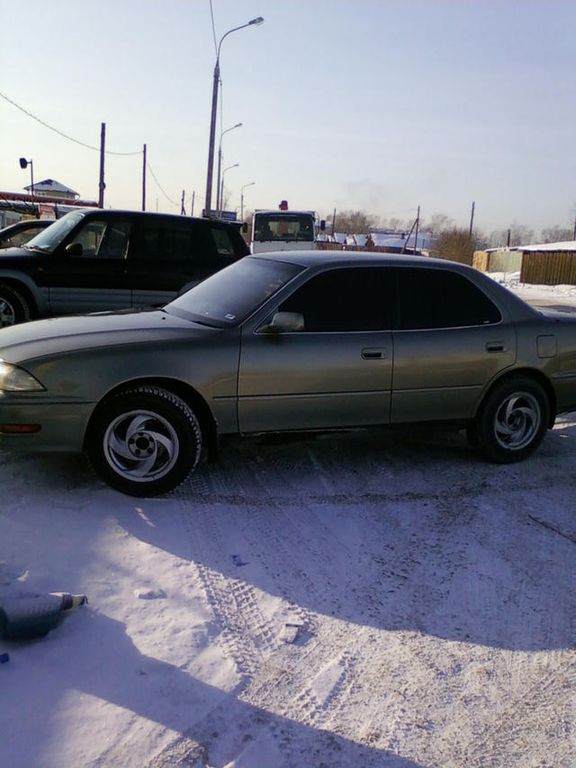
[24, 179, 79, 200]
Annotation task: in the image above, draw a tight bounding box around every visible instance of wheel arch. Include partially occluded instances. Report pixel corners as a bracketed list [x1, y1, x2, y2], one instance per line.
[476, 367, 557, 428]
[0, 272, 45, 318]
[84, 376, 219, 460]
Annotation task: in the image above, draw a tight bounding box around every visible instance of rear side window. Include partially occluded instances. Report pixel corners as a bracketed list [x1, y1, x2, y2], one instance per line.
[133, 219, 209, 263]
[396, 267, 501, 330]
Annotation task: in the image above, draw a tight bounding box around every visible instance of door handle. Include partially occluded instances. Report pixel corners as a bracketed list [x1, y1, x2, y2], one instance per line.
[362, 348, 386, 359]
[486, 342, 506, 353]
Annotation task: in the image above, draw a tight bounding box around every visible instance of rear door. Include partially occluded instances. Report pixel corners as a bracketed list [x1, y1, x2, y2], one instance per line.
[391, 266, 516, 423]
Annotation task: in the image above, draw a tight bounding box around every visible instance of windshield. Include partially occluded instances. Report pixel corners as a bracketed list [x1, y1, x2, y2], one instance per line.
[253, 213, 315, 243]
[166, 257, 303, 328]
[25, 211, 85, 253]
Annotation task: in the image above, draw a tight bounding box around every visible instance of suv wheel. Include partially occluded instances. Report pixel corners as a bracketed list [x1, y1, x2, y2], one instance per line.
[87, 386, 202, 496]
[0, 285, 31, 327]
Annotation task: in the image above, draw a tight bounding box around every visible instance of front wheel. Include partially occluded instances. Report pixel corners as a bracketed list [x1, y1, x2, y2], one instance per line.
[476, 376, 549, 463]
[86, 386, 202, 496]
[0, 285, 31, 327]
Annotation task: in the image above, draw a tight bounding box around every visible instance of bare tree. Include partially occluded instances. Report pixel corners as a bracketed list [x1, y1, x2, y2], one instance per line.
[423, 213, 455, 235]
[330, 210, 379, 234]
[431, 228, 477, 265]
[540, 225, 573, 243]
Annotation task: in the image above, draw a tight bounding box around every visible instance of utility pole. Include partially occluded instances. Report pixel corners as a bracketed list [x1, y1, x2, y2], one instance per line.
[573, 216, 576, 240]
[181, 190, 186, 215]
[469, 201, 475, 238]
[190, 190, 195, 217]
[98, 123, 106, 208]
[414, 204, 420, 252]
[142, 144, 147, 211]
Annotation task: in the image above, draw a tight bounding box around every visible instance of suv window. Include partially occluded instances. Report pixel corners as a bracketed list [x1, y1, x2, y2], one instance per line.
[68, 219, 131, 259]
[133, 219, 210, 263]
[396, 267, 501, 330]
[210, 227, 238, 256]
[279, 267, 392, 331]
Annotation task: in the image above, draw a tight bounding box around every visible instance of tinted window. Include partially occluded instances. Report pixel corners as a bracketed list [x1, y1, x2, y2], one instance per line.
[210, 227, 237, 256]
[396, 268, 501, 330]
[279, 267, 392, 331]
[133, 219, 209, 263]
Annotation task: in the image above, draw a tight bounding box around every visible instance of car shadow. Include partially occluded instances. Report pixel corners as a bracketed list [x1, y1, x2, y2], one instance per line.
[0, 609, 421, 768]
[114, 423, 576, 653]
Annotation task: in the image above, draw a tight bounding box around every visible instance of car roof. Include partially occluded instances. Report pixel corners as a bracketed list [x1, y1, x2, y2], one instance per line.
[249, 249, 466, 270]
[75, 209, 236, 226]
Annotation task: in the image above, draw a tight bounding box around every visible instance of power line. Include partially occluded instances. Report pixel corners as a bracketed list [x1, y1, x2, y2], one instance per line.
[0, 90, 141, 156]
[146, 162, 179, 207]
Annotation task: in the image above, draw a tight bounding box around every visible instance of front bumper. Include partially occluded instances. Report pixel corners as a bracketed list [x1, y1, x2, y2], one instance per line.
[0, 401, 94, 452]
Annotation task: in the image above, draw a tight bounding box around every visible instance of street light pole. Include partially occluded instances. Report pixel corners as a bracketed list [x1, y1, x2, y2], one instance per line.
[220, 163, 239, 216]
[204, 16, 263, 218]
[18, 157, 34, 207]
[240, 181, 255, 221]
[216, 122, 242, 215]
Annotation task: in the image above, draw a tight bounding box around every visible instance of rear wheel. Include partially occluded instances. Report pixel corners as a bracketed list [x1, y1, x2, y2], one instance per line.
[0, 285, 31, 327]
[87, 385, 202, 496]
[476, 376, 549, 463]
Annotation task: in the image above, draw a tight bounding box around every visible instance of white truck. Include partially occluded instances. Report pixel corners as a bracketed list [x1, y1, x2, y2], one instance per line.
[250, 204, 325, 253]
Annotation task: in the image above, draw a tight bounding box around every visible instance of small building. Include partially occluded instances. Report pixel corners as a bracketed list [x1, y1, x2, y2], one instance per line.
[24, 179, 79, 201]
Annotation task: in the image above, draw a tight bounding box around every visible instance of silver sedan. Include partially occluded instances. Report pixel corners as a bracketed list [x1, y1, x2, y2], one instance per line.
[0, 251, 575, 496]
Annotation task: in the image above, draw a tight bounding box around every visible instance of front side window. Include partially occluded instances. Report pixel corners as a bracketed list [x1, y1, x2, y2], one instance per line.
[396, 268, 502, 330]
[278, 267, 392, 332]
[67, 219, 131, 259]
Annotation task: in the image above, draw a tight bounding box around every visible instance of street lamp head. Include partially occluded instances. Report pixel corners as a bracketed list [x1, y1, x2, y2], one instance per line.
[249, 16, 264, 25]
[19, 157, 30, 169]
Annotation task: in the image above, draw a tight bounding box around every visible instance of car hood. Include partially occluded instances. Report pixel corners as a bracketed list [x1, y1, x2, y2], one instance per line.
[0, 309, 218, 364]
[0, 246, 39, 261]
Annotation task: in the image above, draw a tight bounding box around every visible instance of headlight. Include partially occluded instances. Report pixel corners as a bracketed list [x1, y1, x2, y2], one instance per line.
[0, 360, 45, 392]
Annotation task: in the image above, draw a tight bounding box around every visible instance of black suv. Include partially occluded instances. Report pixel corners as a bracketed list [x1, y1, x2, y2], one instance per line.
[0, 209, 249, 326]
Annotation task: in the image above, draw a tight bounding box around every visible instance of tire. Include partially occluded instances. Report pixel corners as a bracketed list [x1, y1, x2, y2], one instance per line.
[477, 376, 549, 463]
[86, 385, 202, 496]
[0, 285, 31, 327]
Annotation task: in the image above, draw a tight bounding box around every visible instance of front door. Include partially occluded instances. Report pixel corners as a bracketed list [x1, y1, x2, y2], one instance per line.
[42, 217, 132, 314]
[238, 266, 394, 432]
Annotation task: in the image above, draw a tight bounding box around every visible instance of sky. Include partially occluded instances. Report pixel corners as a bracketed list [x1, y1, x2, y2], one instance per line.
[1, 0, 575, 234]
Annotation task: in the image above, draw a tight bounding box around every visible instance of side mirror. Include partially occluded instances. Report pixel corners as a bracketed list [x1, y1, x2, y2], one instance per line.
[65, 242, 83, 256]
[259, 311, 304, 334]
[320, 220, 326, 231]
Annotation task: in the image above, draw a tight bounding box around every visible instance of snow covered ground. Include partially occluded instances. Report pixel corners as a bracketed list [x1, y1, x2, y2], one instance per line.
[1, 278, 575, 768]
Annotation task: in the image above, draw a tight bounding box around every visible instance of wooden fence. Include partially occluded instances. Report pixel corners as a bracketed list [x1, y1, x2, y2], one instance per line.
[474, 249, 576, 286]
[520, 251, 576, 286]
